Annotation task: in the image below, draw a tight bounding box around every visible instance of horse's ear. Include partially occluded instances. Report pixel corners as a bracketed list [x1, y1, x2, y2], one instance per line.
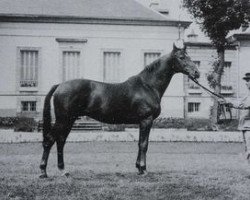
[173, 39, 185, 52]
[173, 42, 178, 52]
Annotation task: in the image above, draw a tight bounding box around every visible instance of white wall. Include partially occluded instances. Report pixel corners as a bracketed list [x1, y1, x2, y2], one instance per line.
[239, 41, 250, 97]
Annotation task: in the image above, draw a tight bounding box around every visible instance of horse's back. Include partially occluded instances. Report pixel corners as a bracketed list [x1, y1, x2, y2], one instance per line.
[52, 79, 127, 114]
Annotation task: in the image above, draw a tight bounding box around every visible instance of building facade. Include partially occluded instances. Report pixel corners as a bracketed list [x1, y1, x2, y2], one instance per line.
[0, 0, 191, 119]
[144, 0, 246, 120]
[185, 42, 238, 119]
[1, 0, 249, 120]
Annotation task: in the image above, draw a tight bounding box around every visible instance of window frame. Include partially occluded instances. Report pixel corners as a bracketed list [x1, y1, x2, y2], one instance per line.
[221, 61, 233, 94]
[17, 96, 41, 114]
[59, 46, 84, 82]
[21, 101, 37, 112]
[61, 50, 81, 82]
[188, 102, 201, 113]
[101, 49, 123, 83]
[16, 47, 41, 92]
[56, 38, 87, 82]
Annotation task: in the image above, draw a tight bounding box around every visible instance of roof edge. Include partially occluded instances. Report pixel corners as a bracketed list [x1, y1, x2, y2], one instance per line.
[0, 14, 192, 27]
[228, 33, 250, 42]
[185, 41, 237, 50]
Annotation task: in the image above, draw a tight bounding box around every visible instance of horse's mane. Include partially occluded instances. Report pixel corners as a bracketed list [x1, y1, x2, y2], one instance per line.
[143, 58, 161, 74]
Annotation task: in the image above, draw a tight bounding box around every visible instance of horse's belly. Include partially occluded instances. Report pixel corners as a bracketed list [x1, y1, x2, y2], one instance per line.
[86, 111, 139, 124]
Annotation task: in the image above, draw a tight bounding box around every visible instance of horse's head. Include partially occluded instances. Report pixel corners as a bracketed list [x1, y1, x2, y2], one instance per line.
[171, 40, 200, 80]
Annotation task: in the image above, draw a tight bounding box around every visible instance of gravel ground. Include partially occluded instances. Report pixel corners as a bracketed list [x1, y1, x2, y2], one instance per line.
[0, 142, 250, 199]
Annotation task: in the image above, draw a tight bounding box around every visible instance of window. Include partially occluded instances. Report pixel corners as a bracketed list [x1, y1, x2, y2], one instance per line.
[103, 51, 121, 83]
[144, 52, 161, 67]
[62, 51, 81, 81]
[221, 61, 232, 90]
[188, 102, 200, 113]
[188, 61, 200, 89]
[19, 49, 39, 88]
[21, 101, 37, 112]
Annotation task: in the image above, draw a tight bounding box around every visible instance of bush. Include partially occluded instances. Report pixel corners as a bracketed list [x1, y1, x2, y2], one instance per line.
[123, 118, 186, 129]
[218, 119, 239, 131]
[185, 118, 214, 131]
[122, 118, 186, 129]
[14, 117, 37, 132]
[0, 117, 19, 128]
[124, 117, 239, 131]
[103, 124, 125, 132]
[153, 117, 186, 129]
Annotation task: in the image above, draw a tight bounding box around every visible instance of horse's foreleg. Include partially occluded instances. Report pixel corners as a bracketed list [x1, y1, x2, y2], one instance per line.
[136, 116, 153, 175]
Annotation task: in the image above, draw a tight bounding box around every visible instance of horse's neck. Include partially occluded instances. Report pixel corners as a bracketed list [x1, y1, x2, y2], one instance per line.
[141, 56, 175, 98]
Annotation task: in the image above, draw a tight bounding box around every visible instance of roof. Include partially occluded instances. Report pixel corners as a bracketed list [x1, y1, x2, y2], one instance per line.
[0, 0, 191, 27]
[228, 26, 250, 42]
[185, 41, 237, 50]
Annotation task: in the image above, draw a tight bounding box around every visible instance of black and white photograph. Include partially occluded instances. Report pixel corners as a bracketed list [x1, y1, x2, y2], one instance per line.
[0, 0, 250, 199]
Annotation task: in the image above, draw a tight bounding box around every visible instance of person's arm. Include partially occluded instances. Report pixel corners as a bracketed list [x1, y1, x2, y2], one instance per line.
[218, 96, 249, 109]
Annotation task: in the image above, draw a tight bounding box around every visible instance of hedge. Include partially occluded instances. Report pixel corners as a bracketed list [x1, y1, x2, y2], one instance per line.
[0, 117, 239, 132]
[0, 117, 37, 132]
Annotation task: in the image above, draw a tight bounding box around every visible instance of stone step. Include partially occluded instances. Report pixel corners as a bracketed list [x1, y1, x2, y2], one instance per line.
[38, 121, 102, 131]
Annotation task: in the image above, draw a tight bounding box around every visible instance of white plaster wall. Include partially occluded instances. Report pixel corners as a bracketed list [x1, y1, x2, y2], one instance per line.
[239, 41, 250, 97]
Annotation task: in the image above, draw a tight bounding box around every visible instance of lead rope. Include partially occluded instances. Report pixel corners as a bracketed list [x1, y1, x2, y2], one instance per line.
[191, 78, 249, 110]
[191, 78, 225, 99]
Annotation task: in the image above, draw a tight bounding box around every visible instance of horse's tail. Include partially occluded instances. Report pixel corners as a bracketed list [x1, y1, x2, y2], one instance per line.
[43, 84, 59, 137]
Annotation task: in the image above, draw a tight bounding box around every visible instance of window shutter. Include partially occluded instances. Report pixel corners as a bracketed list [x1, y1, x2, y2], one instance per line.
[103, 52, 121, 83]
[62, 51, 80, 81]
[20, 50, 38, 87]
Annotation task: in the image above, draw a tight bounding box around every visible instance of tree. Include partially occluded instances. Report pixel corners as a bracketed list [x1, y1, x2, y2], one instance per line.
[183, 0, 249, 124]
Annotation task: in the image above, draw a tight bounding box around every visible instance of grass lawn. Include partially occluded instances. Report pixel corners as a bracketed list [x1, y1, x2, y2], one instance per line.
[0, 142, 250, 200]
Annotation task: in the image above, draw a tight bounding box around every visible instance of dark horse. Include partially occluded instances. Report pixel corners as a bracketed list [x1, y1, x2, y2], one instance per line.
[39, 42, 200, 178]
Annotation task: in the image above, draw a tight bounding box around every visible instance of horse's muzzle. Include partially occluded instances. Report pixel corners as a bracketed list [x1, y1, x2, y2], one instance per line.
[194, 71, 200, 79]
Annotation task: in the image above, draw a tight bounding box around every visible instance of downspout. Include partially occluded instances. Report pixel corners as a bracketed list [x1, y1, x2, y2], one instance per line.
[236, 40, 241, 119]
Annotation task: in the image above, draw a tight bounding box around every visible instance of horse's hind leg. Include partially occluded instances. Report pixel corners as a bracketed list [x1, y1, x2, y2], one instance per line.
[56, 118, 75, 176]
[39, 128, 56, 178]
[39, 118, 73, 178]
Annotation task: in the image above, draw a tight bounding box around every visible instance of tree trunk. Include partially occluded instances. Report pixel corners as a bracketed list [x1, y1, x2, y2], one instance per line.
[211, 47, 225, 125]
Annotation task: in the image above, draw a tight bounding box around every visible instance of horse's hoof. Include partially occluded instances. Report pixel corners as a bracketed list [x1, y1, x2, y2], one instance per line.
[137, 170, 148, 176]
[61, 171, 70, 177]
[39, 174, 48, 179]
[245, 175, 250, 179]
[142, 170, 148, 176]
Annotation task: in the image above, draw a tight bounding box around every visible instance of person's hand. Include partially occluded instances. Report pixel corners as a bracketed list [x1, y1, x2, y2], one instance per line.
[219, 99, 234, 107]
[238, 103, 244, 109]
[218, 98, 226, 104]
[225, 102, 234, 108]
